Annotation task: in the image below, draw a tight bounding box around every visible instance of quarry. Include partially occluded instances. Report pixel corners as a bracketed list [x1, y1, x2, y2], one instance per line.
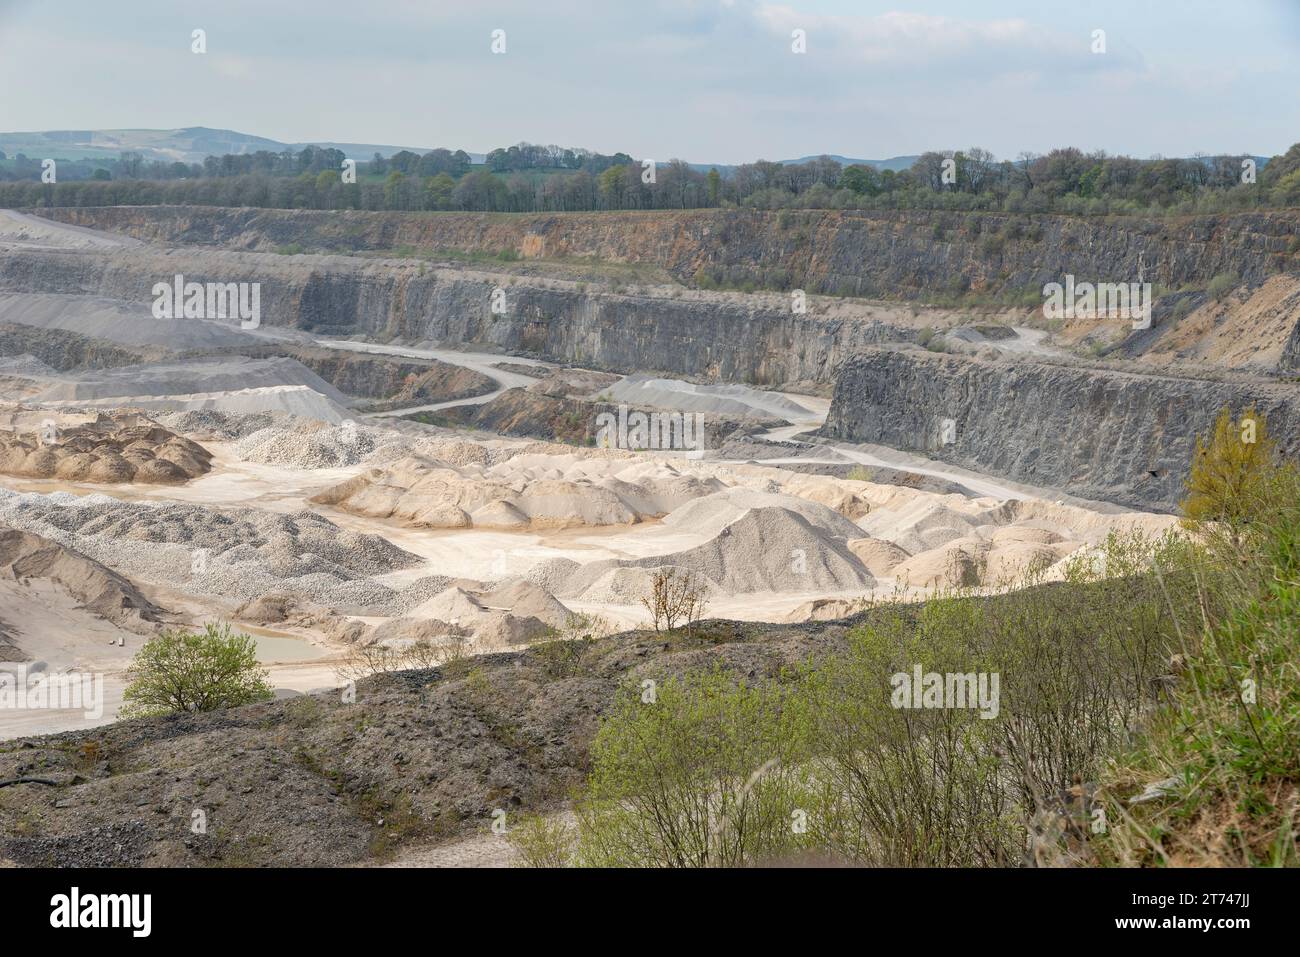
[0, 199, 1296, 869]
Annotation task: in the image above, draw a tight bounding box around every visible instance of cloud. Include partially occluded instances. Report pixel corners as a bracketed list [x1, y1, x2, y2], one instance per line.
[0, 0, 1294, 163]
[751, 5, 1141, 75]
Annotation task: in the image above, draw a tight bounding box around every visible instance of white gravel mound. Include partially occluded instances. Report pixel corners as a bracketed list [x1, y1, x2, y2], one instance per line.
[0, 490, 421, 610]
[313, 453, 725, 529]
[550, 500, 875, 598]
[663, 487, 866, 541]
[846, 538, 911, 576]
[40, 385, 351, 424]
[639, 506, 874, 593]
[407, 576, 572, 647]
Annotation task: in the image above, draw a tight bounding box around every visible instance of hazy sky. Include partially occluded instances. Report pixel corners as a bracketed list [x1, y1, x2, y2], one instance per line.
[2, 0, 1297, 163]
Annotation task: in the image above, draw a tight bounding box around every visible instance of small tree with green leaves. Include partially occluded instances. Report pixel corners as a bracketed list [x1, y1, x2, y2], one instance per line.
[1181, 405, 1277, 529]
[121, 622, 273, 718]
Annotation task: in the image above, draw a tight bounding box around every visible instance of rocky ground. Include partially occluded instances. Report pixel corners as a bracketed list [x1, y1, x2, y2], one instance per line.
[0, 616, 853, 867]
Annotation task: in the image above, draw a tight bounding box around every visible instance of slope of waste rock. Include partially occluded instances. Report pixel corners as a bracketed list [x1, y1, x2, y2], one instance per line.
[0, 525, 163, 633]
[0, 491, 421, 610]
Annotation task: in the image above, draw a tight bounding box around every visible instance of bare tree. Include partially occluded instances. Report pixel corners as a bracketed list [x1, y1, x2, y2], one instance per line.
[640, 567, 710, 634]
[337, 632, 469, 683]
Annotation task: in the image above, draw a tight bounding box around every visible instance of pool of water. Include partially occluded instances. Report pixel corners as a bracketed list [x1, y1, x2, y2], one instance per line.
[240, 626, 329, 664]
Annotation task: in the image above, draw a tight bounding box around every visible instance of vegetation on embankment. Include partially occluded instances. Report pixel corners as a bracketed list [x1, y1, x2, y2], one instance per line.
[536, 405, 1300, 867]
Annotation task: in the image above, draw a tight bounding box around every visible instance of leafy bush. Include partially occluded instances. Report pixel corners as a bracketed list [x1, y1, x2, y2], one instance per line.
[1100, 458, 1300, 866]
[121, 622, 272, 718]
[338, 633, 468, 683]
[569, 529, 1213, 867]
[576, 669, 815, 867]
[1181, 404, 1278, 528]
[639, 567, 709, 633]
[509, 814, 576, 867]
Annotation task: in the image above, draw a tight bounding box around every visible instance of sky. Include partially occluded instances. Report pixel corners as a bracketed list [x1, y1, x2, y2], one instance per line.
[1, 0, 1297, 164]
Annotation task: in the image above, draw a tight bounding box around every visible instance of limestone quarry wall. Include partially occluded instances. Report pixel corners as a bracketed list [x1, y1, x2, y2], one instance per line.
[33, 205, 1300, 298]
[821, 349, 1300, 510]
[9, 206, 1300, 511]
[0, 246, 915, 384]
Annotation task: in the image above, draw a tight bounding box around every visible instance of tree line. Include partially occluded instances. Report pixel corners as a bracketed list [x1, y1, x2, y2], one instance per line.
[3, 141, 1298, 216]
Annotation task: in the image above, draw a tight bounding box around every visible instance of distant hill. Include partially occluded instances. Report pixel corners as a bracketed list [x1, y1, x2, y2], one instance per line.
[780, 154, 920, 172]
[2, 129, 1263, 179]
[686, 155, 918, 176]
[0, 127, 916, 172]
[0, 127, 440, 165]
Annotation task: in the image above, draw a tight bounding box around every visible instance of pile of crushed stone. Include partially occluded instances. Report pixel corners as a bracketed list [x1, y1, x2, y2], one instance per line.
[388, 574, 455, 615]
[0, 411, 212, 484]
[0, 488, 423, 611]
[230, 416, 521, 471]
[154, 409, 285, 441]
[313, 451, 724, 530]
[235, 421, 386, 469]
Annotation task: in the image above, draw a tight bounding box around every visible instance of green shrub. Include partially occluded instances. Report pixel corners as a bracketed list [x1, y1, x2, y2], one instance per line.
[1100, 458, 1300, 866]
[121, 622, 272, 718]
[509, 814, 576, 867]
[569, 529, 1207, 868]
[576, 669, 815, 867]
[1181, 404, 1278, 528]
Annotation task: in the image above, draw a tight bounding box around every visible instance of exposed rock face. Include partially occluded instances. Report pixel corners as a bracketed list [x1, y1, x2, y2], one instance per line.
[11, 207, 1300, 384]
[232, 343, 494, 406]
[0, 322, 163, 372]
[820, 349, 1300, 510]
[34, 205, 1300, 298]
[427, 387, 769, 449]
[0, 245, 915, 384]
[0, 411, 213, 484]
